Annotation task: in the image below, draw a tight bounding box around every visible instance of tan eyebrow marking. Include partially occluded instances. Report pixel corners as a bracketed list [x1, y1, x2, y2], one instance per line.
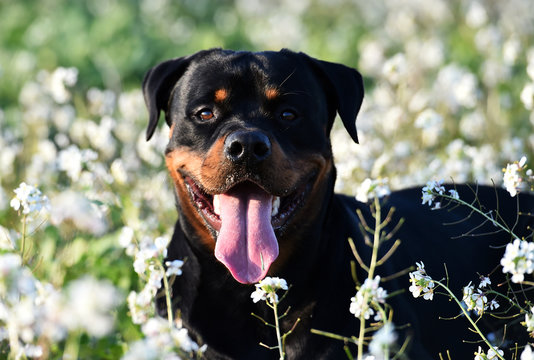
[214, 88, 228, 102]
[265, 87, 279, 100]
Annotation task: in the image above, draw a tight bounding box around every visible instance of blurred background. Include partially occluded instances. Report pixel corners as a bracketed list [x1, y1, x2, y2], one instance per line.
[2, 0, 534, 192]
[1, 0, 534, 357]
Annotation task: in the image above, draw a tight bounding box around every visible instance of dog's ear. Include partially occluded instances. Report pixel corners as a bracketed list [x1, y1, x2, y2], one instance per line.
[301, 53, 364, 143]
[142, 56, 191, 140]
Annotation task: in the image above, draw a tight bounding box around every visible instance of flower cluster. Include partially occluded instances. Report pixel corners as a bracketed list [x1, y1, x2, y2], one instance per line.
[57, 144, 99, 182]
[251, 277, 288, 305]
[0, 253, 121, 359]
[119, 230, 172, 324]
[421, 180, 460, 210]
[10, 182, 50, 216]
[122, 317, 205, 360]
[502, 156, 533, 197]
[356, 178, 391, 203]
[408, 262, 435, 300]
[525, 307, 534, 336]
[462, 277, 499, 315]
[118, 227, 202, 358]
[474, 345, 504, 360]
[349, 276, 388, 320]
[500, 238, 534, 283]
[366, 322, 398, 359]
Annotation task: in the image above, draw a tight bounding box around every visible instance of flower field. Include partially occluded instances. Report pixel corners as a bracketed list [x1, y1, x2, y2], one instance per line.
[1, 0, 534, 358]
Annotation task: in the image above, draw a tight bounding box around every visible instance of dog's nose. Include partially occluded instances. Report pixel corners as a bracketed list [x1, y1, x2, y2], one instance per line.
[224, 130, 272, 165]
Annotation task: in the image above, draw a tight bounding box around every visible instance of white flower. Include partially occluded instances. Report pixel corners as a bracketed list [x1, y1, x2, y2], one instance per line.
[465, 0, 488, 28]
[521, 345, 534, 360]
[368, 322, 398, 357]
[10, 183, 50, 216]
[118, 226, 136, 256]
[251, 287, 267, 303]
[122, 316, 202, 359]
[356, 178, 391, 203]
[462, 283, 487, 315]
[421, 180, 446, 209]
[503, 156, 528, 197]
[350, 292, 374, 320]
[49, 190, 107, 235]
[154, 236, 170, 257]
[415, 109, 443, 146]
[435, 64, 478, 111]
[57, 145, 98, 182]
[127, 290, 152, 325]
[474, 346, 504, 360]
[479, 276, 491, 288]
[251, 277, 288, 304]
[45, 67, 78, 104]
[449, 189, 460, 200]
[525, 307, 534, 335]
[0, 253, 23, 276]
[487, 347, 504, 359]
[146, 266, 164, 292]
[521, 83, 534, 110]
[87, 87, 116, 116]
[61, 276, 121, 337]
[165, 260, 184, 277]
[408, 262, 435, 300]
[111, 159, 129, 185]
[133, 236, 170, 275]
[349, 276, 388, 319]
[500, 238, 534, 283]
[171, 327, 199, 353]
[22, 344, 43, 358]
[382, 53, 408, 85]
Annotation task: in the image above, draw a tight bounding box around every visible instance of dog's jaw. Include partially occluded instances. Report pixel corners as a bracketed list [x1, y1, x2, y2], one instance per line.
[179, 173, 316, 283]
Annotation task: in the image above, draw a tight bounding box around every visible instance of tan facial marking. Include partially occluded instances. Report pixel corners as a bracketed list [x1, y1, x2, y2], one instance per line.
[215, 88, 228, 103]
[265, 87, 279, 100]
[165, 148, 215, 250]
[169, 123, 175, 139]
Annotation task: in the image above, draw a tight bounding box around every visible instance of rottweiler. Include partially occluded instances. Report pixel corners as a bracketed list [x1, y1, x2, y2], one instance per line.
[142, 49, 534, 359]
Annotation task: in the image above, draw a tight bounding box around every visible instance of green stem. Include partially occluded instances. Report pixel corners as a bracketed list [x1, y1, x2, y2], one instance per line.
[486, 289, 526, 313]
[62, 330, 81, 360]
[273, 301, 284, 360]
[356, 303, 367, 360]
[20, 214, 27, 262]
[357, 197, 383, 360]
[369, 196, 382, 280]
[434, 280, 505, 360]
[441, 193, 520, 239]
[159, 260, 174, 327]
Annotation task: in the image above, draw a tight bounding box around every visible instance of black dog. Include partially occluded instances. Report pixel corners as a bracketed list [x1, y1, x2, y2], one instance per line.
[143, 49, 534, 359]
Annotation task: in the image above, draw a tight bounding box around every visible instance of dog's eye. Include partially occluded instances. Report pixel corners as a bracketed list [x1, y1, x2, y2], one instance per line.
[280, 110, 297, 122]
[197, 109, 215, 121]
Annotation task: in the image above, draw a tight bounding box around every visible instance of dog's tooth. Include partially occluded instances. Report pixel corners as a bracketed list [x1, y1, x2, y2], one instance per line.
[213, 195, 221, 216]
[272, 196, 280, 217]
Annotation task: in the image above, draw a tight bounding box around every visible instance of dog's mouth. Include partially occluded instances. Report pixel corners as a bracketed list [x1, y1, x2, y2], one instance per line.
[183, 175, 313, 284]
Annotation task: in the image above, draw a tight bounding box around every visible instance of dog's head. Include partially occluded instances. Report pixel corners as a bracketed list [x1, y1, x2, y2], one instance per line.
[143, 49, 364, 284]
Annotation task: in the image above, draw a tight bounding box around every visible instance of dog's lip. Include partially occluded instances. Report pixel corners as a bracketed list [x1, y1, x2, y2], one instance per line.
[181, 173, 315, 233]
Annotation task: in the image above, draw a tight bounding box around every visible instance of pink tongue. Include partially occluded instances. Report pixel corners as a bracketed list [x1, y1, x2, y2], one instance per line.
[214, 184, 279, 284]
